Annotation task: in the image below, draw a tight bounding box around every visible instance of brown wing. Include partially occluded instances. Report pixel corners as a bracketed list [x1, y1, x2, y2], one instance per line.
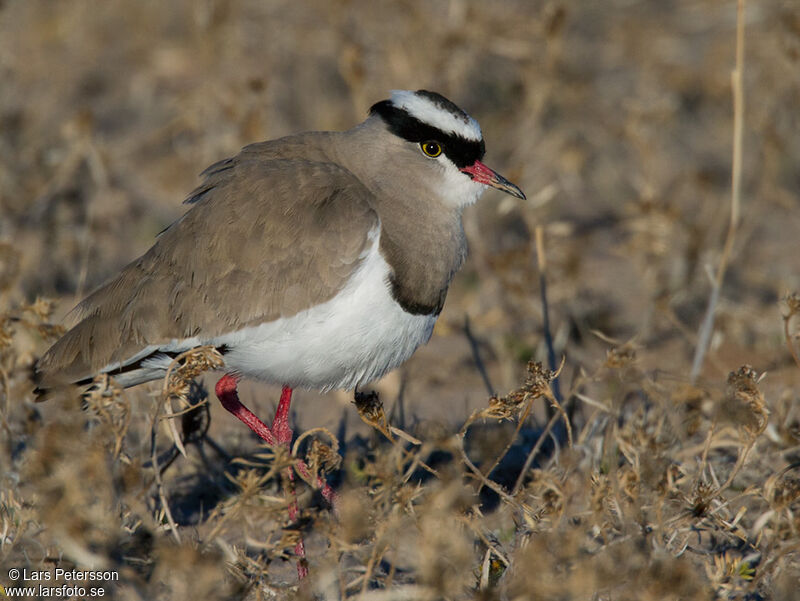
[36, 153, 379, 390]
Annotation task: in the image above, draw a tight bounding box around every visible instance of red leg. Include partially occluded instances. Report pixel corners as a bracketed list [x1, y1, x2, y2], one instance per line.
[215, 374, 276, 445]
[215, 375, 337, 504]
[268, 387, 308, 579]
[271, 386, 294, 446]
[215, 374, 337, 580]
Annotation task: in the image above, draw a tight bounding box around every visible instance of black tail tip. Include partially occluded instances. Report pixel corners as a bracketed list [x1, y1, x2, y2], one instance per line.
[30, 359, 49, 402]
[32, 385, 51, 403]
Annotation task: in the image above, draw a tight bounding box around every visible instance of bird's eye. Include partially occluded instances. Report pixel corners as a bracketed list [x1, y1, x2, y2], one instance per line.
[420, 141, 443, 158]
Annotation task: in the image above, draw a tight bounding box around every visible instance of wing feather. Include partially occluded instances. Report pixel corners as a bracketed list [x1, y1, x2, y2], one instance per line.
[36, 145, 378, 392]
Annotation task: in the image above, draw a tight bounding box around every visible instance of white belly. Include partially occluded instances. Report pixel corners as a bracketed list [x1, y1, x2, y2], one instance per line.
[209, 234, 437, 391]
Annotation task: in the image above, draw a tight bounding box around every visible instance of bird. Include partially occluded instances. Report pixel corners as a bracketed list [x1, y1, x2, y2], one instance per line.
[33, 89, 525, 576]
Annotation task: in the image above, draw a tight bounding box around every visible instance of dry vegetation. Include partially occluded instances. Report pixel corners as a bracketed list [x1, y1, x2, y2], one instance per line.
[2, 1, 800, 599]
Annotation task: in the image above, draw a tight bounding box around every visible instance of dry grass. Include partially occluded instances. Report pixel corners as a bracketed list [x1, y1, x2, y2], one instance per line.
[2, 1, 800, 599]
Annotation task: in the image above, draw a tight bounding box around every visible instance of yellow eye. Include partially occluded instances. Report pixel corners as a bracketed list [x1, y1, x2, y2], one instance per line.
[420, 141, 442, 158]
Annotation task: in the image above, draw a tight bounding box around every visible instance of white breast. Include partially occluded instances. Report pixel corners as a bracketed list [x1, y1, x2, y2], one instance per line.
[209, 227, 437, 391]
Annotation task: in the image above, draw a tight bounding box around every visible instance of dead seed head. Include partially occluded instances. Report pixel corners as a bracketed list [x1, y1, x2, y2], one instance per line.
[306, 439, 342, 476]
[605, 342, 638, 368]
[353, 389, 387, 429]
[524, 360, 560, 396]
[763, 469, 800, 509]
[484, 393, 527, 420]
[482, 361, 557, 420]
[22, 297, 58, 322]
[174, 345, 225, 380]
[783, 292, 800, 319]
[725, 365, 769, 436]
[164, 346, 224, 402]
[691, 482, 715, 517]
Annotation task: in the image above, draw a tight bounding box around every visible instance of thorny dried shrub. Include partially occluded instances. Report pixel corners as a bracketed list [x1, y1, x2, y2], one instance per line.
[2, 293, 799, 601]
[28, 340, 800, 600]
[82, 374, 130, 458]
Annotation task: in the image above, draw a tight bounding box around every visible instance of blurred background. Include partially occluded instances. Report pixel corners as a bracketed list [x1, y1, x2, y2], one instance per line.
[1, 0, 799, 598]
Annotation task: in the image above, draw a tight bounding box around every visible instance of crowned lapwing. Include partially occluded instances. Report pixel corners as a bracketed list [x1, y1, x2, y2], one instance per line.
[34, 89, 525, 577]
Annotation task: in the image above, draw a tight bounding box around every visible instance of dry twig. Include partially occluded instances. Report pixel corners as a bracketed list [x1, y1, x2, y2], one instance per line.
[691, 0, 746, 382]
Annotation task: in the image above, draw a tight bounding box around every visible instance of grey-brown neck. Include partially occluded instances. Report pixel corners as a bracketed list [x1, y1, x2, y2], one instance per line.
[232, 116, 479, 316]
[332, 118, 472, 315]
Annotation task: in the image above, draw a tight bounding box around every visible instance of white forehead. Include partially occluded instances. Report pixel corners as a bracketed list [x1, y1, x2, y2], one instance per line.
[389, 90, 482, 142]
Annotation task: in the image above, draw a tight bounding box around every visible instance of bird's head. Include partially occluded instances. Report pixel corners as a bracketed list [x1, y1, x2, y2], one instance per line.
[366, 90, 525, 208]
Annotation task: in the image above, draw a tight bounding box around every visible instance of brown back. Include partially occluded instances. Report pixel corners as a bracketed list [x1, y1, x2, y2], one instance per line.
[36, 135, 378, 388]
